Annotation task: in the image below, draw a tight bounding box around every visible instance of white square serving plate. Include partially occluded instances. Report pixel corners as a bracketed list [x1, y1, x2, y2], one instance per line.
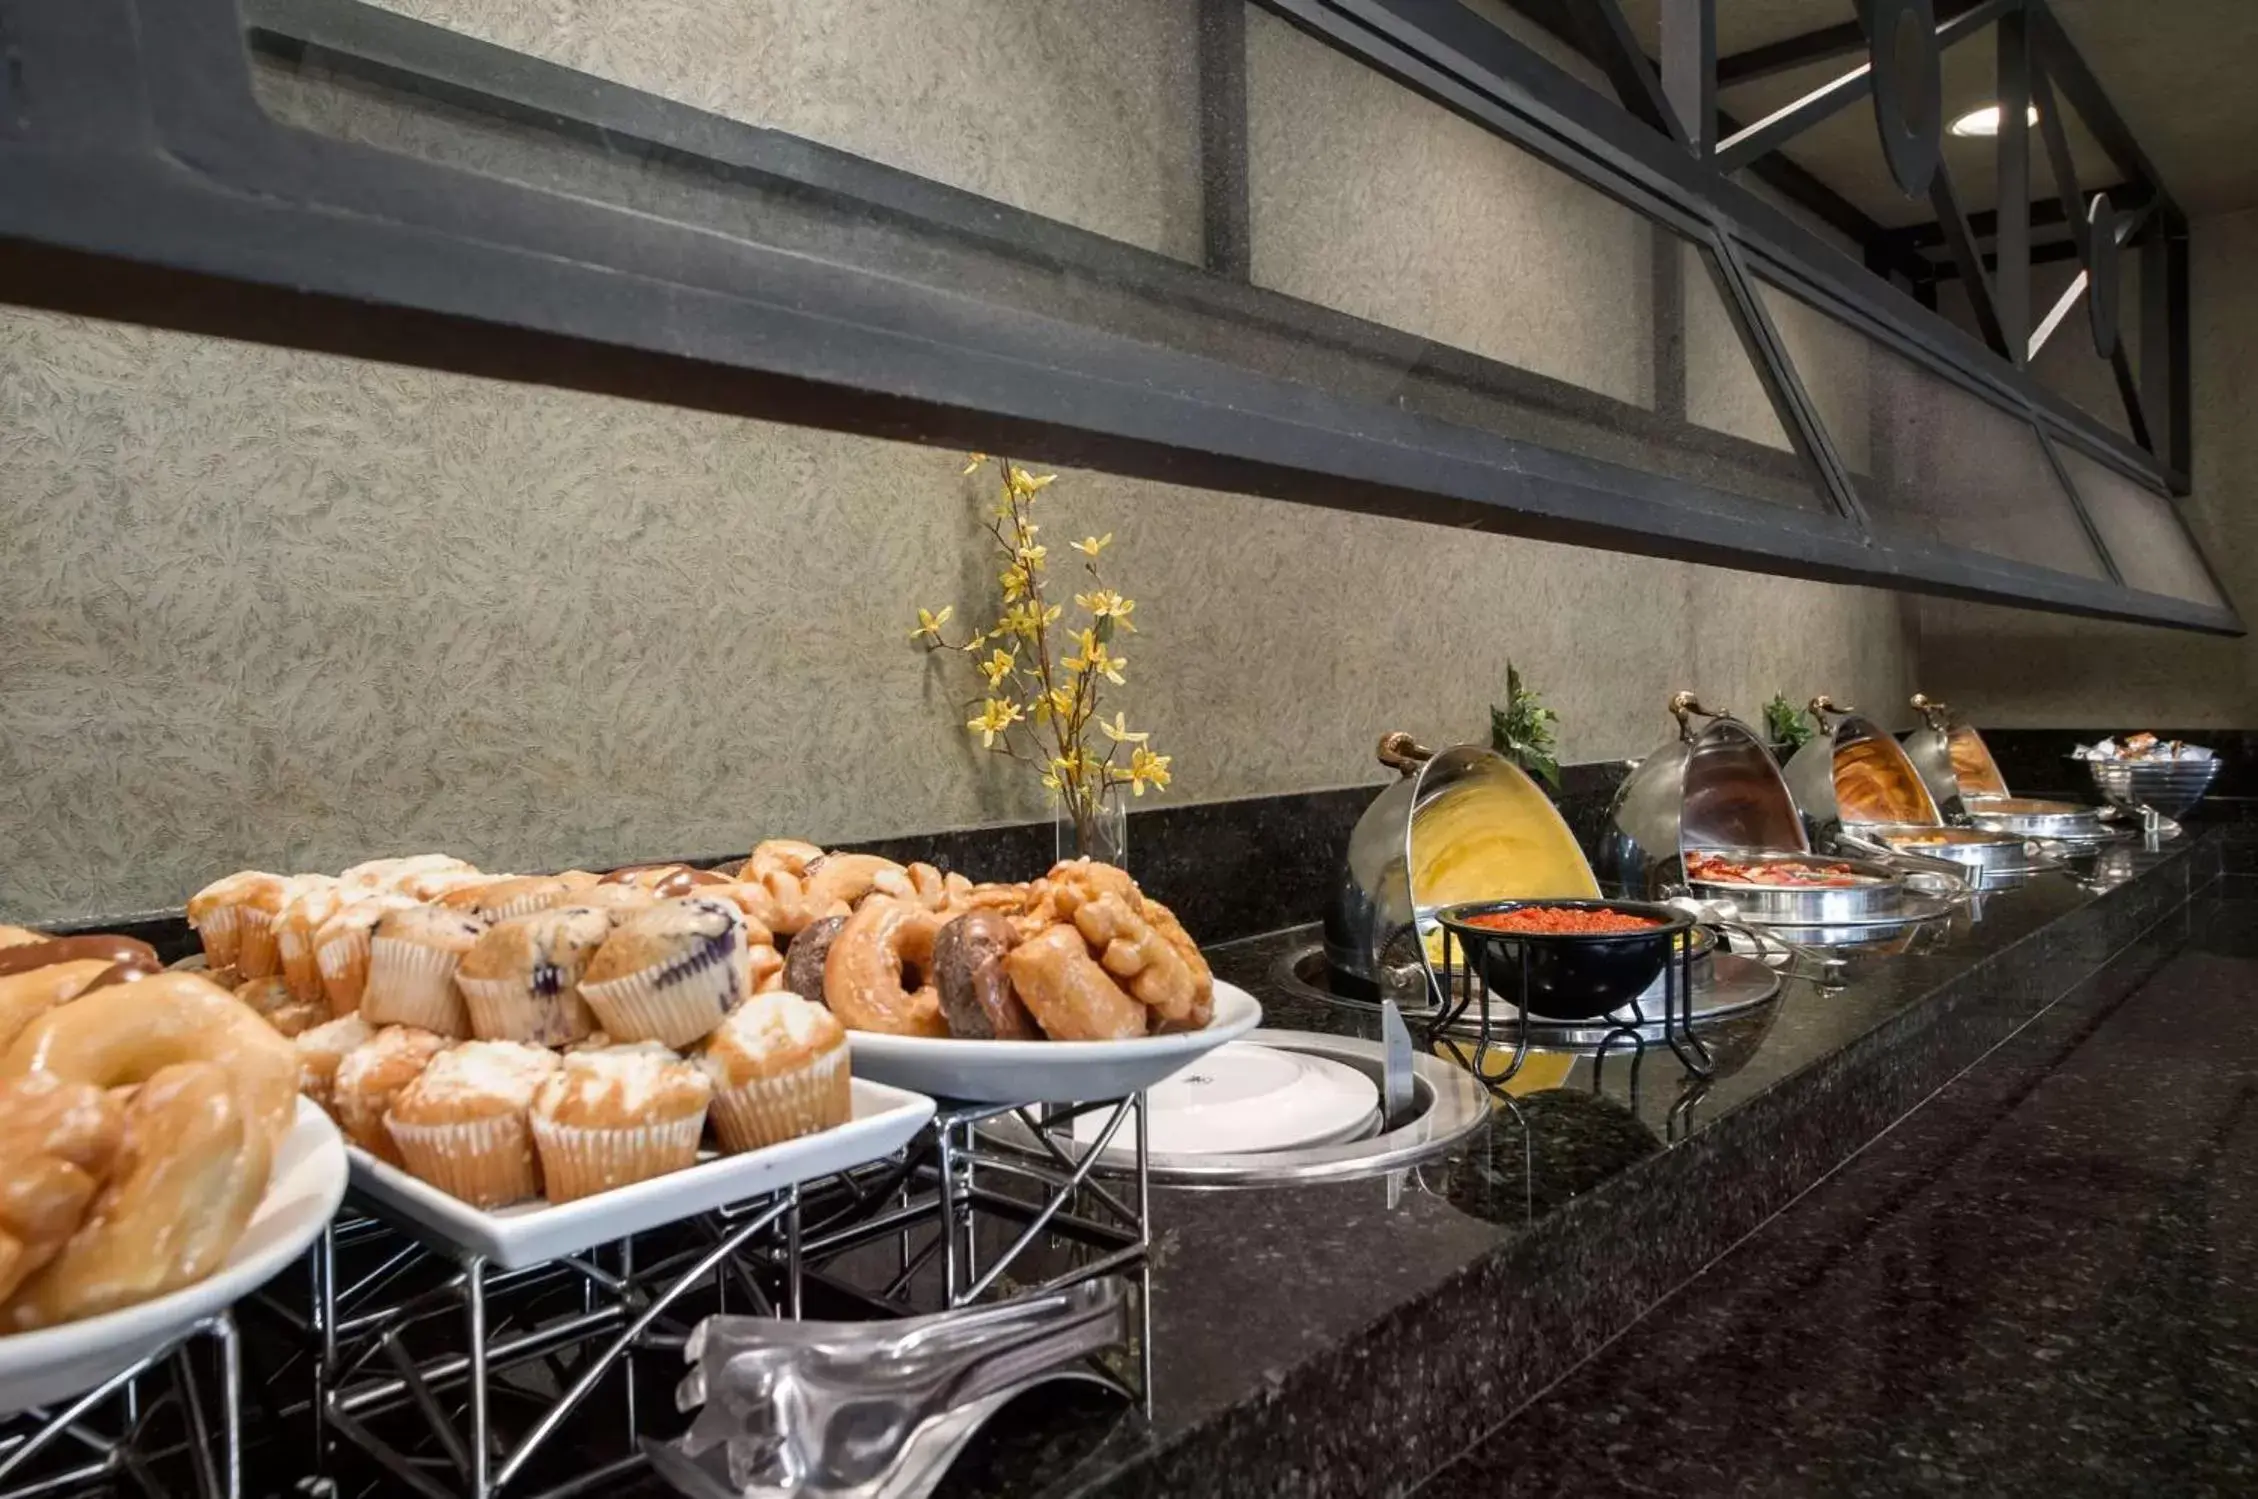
[346, 1078, 934, 1269]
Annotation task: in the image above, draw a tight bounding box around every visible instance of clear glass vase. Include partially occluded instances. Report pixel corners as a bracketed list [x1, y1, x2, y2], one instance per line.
[1054, 783, 1128, 867]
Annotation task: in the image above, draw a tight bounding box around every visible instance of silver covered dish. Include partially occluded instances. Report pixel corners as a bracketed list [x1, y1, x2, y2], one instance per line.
[1782, 696, 1942, 844]
[1856, 823, 2031, 873]
[1902, 693, 2011, 812]
[1324, 733, 1599, 1008]
[1679, 849, 1906, 924]
[1964, 796, 2109, 841]
[1601, 692, 1807, 899]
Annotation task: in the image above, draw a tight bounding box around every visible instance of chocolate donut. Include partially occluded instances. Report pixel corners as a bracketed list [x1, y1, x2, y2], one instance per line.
[933, 911, 1039, 1041]
[78, 962, 156, 997]
[782, 915, 848, 1003]
[0, 936, 161, 981]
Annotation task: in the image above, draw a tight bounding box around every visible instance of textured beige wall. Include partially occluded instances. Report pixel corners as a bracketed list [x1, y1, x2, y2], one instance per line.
[0, 2, 1922, 924]
[1915, 207, 2258, 725]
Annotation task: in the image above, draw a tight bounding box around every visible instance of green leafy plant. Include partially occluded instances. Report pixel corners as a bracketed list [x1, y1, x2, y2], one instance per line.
[1763, 693, 1814, 751]
[1489, 663, 1561, 790]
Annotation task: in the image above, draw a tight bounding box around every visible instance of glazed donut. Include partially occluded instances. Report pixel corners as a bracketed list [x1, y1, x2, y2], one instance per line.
[739, 840, 825, 882]
[0, 925, 48, 948]
[1001, 925, 1148, 1041]
[781, 915, 848, 1003]
[869, 861, 970, 913]
[233, 976, 327, 1039]
[0, 935, 160, 981]
[737, 868, 848, 939]
[822, 897, 948, 1037]
[1043, 862, 1214, 1031]
[0, 1074, 124, 1305]
[3, 972, 299, 1154]
[803, 854, 909, 915]
[0, 960, 118, 1054]
[933, 911, 1039, 1040]
[7, 1062, 272, 1331]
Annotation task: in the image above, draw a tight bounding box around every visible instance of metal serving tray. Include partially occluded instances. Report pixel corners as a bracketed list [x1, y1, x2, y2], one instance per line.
[1682, 850, 1907, 924]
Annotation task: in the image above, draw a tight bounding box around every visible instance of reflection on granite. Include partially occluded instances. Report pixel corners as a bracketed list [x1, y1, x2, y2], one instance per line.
[919, 832, 2239, 1497]
[1423, 886, 2258, 1497]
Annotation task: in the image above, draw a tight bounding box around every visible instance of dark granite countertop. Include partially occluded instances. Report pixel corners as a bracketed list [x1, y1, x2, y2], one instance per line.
[912, 825, 2252, 1498]
[1423, 875, 2258, 1498]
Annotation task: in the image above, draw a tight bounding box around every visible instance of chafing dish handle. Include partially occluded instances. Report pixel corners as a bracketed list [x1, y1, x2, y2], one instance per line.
[1376, 732, 1433, 776]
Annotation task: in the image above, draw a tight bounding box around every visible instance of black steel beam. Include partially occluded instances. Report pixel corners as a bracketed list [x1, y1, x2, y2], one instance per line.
[1886, 181, 2143, 251]
[1660, 0, 1717, 153]
[1198, 0, 1252, 279]
[1563, 0, 1686, 145]
[1713, 0, 1997, 88]
[2026, 2, 2175, 217]
[1995, 7, 2031, 363]
[1930, 164, 2007, 355]
[0, 0, 2216, 627]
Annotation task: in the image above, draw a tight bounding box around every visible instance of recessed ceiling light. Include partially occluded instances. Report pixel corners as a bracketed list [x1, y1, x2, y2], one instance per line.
[1948, 103, 2042, 137]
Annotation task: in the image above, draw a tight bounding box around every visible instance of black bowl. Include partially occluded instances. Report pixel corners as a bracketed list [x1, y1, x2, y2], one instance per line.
[1435, 899, 1696, 1022]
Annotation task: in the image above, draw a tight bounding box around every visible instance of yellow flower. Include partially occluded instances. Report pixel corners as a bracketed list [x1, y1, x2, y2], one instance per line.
[965, 697, 1023, 748]
[1064, 629, 1126, 685]
[1032, 684, 1077, 725]
[960, 452, 989, 475]
[1071, 533, 1113, 558]
[1097, 711, 1148, 745]
[1041, 749, 1087, 794]
[997, 603, 1041, 640]
[910, 605, 954, 642]
[999, 564, 1028, 603]
[1127, 745, 1172, 795]
[1016, 543, 1047, 571]
[1075, 590, 1136, 631]
[978, 648, 1017, 688]
[1007, 467, 1057, 498]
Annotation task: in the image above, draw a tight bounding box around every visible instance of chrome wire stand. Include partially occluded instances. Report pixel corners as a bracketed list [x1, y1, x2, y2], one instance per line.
[312, 1189, 797, 1499]
[794, 1097, 1154, 1415]
[1423, 925, 1712, 1092]
[0, 1313, 241, 1499]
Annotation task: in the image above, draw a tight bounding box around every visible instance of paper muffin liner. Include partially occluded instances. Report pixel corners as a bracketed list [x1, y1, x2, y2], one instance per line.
[581, 957, 740, 1048]
[530, 1112, 706, 1203]
[193, 905, 243, 969]
[317, 928, 374, 1018]
[386, 1112, 541, 1208]
[707, 1044, 850, 1154]
[236, 907, 281, 979]
[336, 1097, 407, 1167]
[361, 937, 471, 1036]
[277, 926, 327, 1003]
[458, 972, 597, 1046]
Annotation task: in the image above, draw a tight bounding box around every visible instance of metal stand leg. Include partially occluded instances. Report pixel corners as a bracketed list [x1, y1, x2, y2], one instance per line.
[465, 1257, 489, 1499]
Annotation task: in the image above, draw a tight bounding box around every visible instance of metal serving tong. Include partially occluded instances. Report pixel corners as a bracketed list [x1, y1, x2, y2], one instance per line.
[650, 1279, 1130, 1499]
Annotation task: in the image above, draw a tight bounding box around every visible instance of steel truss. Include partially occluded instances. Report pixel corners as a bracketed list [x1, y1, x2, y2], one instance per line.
[0, 0, 2232, 631]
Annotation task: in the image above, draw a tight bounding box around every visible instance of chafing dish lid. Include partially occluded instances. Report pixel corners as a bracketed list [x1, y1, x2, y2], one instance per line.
[1326, 734, 1598, 992]
[1602, 693, 1805, 896]
[1785, 696, 1941, 830]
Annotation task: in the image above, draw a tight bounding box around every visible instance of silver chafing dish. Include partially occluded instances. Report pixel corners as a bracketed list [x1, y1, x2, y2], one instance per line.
[1781, 696, 1942, 845]
[1857, 824, 2032, 873]
[1902, 693, 2010, 812]
[1679, 849, 1906, 924]
[1965, 796, 2110, 841]
[1324, 732, 1599, 1009]
[1600, 693, 1808, 899]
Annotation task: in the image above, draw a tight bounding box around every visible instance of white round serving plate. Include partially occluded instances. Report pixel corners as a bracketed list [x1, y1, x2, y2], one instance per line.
[847, 982, 1263, 1103]
[0, 1098, 347, 1415]
[1067, 1040, 1380, 1162]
